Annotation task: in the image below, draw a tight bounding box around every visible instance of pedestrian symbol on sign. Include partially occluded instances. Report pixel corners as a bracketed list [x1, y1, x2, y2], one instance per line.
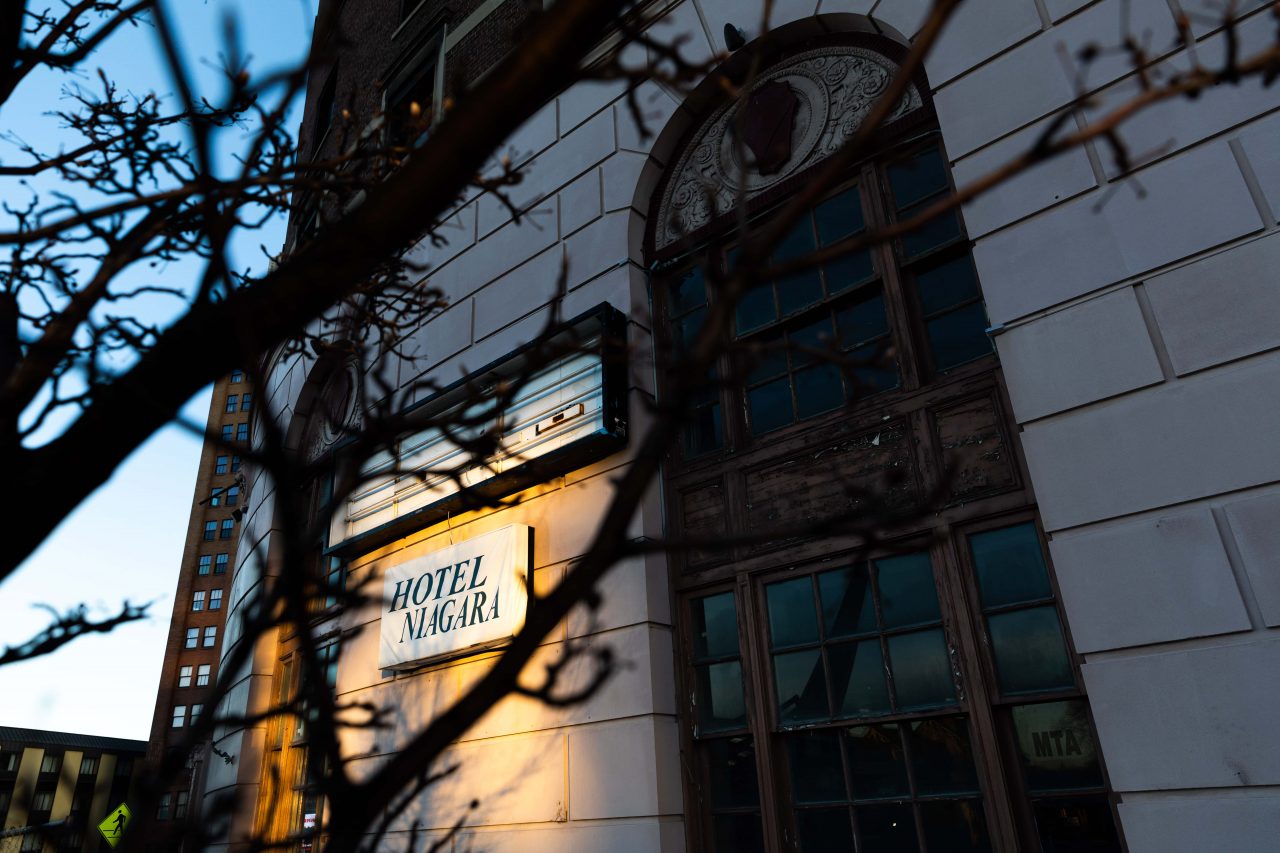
[97, 802, 132, 848]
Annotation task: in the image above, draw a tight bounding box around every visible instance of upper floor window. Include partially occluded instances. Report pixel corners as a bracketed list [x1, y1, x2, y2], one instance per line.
[220, 519, 235, 539]
[175, 790, 190, 820]
[178, 665, 193, 688]
[236, 422, 249, 442]
[171, 706, 186, 728]
[659, 139, 993, 459]
[215, 553, 230, 574]
[384, 28, 443, 152]
[79, 756, 98, 776]
[198, 555, 212, 575]
[225, 394, 238, 414]
[241, 393, 253, 412]
[192, 591, 205, 612]
[157, 792, 172, 820]
[221, 424, 234, 442]
[203, 521, 217, 541]
[203, 626, 218, 648]
[1, 751, 17, 772]
[38, 754, 60, 774]
[215, 455, 228, 475]
[185, 628, 199, 649]
[30, 790, 54, 812]
[230, 455, 242, 473]
[210, 588, 224, 611]
[197, 663, 212, 687]
[230, 369, 244, 383]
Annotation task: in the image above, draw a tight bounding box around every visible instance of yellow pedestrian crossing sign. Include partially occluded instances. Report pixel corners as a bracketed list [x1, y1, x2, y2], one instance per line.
[97, 802, 132, 848]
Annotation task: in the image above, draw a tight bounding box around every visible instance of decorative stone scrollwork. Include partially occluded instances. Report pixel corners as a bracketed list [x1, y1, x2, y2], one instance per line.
[654, 45, 923, 251]
[300, 359, 360, 464]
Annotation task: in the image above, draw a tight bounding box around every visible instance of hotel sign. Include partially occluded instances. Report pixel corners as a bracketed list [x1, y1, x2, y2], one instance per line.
[378, 524, 531, 670]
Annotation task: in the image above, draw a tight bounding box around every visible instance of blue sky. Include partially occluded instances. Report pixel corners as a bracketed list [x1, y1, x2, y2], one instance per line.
[0, 0, 316, 740]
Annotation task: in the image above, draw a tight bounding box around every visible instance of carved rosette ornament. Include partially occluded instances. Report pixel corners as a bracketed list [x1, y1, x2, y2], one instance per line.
[655, 46, 923, 251]
[301, 360, 360, 464]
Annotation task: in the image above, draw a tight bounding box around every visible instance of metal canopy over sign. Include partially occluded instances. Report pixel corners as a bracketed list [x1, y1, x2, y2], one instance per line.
[97, 802, 132, 848]
[327, 303, 626, 558]
[378, 524, 532, 670]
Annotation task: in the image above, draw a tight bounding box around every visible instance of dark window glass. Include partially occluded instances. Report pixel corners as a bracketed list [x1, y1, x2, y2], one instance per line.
[1031, 796, 1122, 853]
[230, 370, 243, 383]
[876, 552, 941, 629]
[788, 731, 846, 804]
[694, 593, 739, 659]
[971, 523, 1053, 608]
[220, 519, 235, 539]
[886, 629, 956, 710]
[927, 301, 993, 370]
[857, 802, 919, 852]
[1012, 701, 1104, 792]
[920, 800, 992, 853]
[236, 422, 249, 442]
[712, 813, 766, 853]
[846, 724, 909, 801]
[829, 639, 890, 716]
[773, 648, 829, 724]
[215, 553, 229, 574]
[819, 565, 877, 638]
[988, 606, 1073, 695]
[766, 578, 819, 648]
[225, 394, 237, 413]
[203, 521, 216, 541]
[241, 392, 253, 411]
[198, 555, 212, 575]
[230, 455, 242, 473]
[221, 424, 233, 441]
[696, 661, 746, 733]
[909, 717, 980, 795]
[215, 455, 228, 475]
[797, 808, 854, 852]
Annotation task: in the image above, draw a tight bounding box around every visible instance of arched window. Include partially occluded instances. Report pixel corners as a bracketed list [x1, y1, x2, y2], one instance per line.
[650, 33, 1122, 853]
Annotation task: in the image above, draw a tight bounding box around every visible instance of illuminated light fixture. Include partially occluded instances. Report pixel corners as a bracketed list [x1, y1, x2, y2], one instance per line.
[325, 303, 628, 557]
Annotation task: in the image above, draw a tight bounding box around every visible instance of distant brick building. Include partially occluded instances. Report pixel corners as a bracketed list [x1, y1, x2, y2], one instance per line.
[208, 1, 1280, 851]
[0, 726, 145, 852]
[139, 372, 252, 851]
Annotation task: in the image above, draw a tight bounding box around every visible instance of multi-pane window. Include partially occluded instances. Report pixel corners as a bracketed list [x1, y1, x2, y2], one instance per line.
[210, 488, 222, 507]
[191, 704, 204, 726]
[192, 591, 206, 612]
[197, 664, 212, 687]
[203, 521, 217, 541]
[178, 665, 193, 688]
[221, 424, 234, 442]
[203, 626, 218, 648]
[171, 706, 186, 728]
[215, 455, 229, 474]
[210, 588, 224, 611]
[385, 36, 441, 151]
[39, 754, 60, 774]
[20, 831, 42, 852]
[31, 790, 54, 811]
[79, 756, 98, 777]
[661, 141, 994, 456]
[198, 555, 212, 575]
[230, 369, 244, 383]
[2, 751, 17, 771]
[225, 394, 238, 413]
[681, 523, 1121, 852]
[220, 519, 234, 539]
[157, 792, 172, 820]
[175, 790, 190, 820]
[230, 455, 242, 473]
[236, 422, 249, 442]
[185, 628, 199, 649]
[215, 553, 230, 574]
[225, 486, 239, 507]
[241, 393, 253, 412]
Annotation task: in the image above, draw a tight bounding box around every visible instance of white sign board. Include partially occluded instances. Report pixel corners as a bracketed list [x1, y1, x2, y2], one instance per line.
[378, 524, 531, 670]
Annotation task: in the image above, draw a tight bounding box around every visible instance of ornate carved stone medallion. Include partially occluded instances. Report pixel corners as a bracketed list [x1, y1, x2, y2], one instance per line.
[654, 45, 923, 251]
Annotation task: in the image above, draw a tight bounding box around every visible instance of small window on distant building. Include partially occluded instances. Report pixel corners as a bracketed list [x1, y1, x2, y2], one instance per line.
[215, 455, 228, 475]
[175, 790, 190, 820]
[178, 665, 193, 688]
[197, 664, 212, 687]
[190, 704, 203, 726]
[230, 455, 242, 473]
[31, 789, 54, 811]
[172, 706, 186, 728]
[225, 486, 239, 507]
[230, 370, 244, 383]
[185, 628, 199, 649]
[203, 521, 217, 541]
[221, 424, 234, 441]
[209, 589, 224, 611]
[157, 792, 172, 820]
[2, 751, 17, 772]
[215, 553, 229, 574]
[79, 756, 98, 776]
[209, 489, 222, 508]
[192, 591, 205, 612]
[203, 626, 217, 648]
[220, 519, 234, 540]
[20, 830, 42, 851]
[241, 393, 253, 412]
[39, 754, 60, 774]
[236, 423, 249, 442]
[225, 394, 238, 414]
[198, 555, 212, 575]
